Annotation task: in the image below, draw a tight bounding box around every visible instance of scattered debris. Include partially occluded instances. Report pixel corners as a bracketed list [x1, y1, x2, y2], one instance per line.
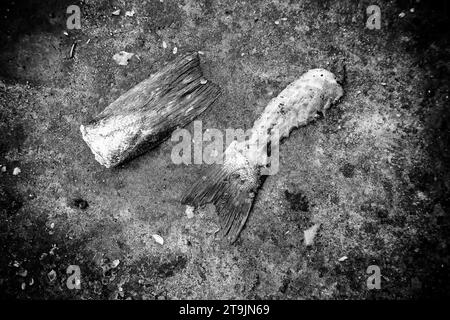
[12, 167, 21, 175]
[49, 244, 58, 255]
[112, 9, 121, 16]
[338, 256, 348, 262]
[417, 191, 428, 201]
[162, 41, 167, 49]
[13, 261, 20, 268]
[69, 42, 76, 59]
[172, 47, 178, 54]
[304, 223, 320, 246]
[152, 234, 164, 245]
[125, 10, 135, 17]
[113, 51, 134, 65]
[185, 205, 194, 219]
[48, 270, 57, 282]
[111, 259, 120, 268]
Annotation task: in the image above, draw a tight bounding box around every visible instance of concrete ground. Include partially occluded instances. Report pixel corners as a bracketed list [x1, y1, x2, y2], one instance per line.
[0, 0, 449, 299]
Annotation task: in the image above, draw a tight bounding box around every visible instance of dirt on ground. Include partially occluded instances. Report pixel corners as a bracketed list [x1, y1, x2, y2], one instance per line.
[0, 0, 449, 299]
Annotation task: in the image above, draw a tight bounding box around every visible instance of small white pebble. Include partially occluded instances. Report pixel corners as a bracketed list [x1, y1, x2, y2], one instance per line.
[197, 50, 205, 55]
[111, 259, 120, 268]
[185, 205, 194, 219]
[152, 234, 164, 245]
[112, 9, 121, 16]
[410, 8, 415, 13]
[21, 283, 26, 290]
[173, 47, 178, 54]
[113, 51, 134, 66]
[162, 41, 167, 49]
[274, 20, 280, 25]
[1, 166, 6, 172]
[63, 31, 69, 36]
[29, 278, 34, 286]
[125, 10, 135, 17]
[281, 17, 287, 21]
[381, 82, 387, 86]
[399, 12, 406, 18]
[200, 79, 208, 84]
[12, 167, 21, 175]
[338, 256, 348, 262]
[50, 222, 55, 229]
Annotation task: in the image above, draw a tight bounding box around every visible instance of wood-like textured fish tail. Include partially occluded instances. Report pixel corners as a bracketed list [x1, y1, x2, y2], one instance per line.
[182, 68, 344, 244]
[80, 52, 221, 168]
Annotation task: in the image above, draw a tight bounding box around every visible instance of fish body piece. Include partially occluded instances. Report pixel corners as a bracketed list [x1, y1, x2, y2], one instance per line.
[182, 69, 344, 243]
[80, 53, 221, 168]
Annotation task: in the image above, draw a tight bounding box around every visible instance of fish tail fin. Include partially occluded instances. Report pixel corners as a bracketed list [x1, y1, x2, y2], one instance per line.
[182, 162, 261, 244]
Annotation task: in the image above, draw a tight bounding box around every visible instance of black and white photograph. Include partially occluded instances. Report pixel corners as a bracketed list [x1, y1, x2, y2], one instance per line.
[0, 0, 449, 307]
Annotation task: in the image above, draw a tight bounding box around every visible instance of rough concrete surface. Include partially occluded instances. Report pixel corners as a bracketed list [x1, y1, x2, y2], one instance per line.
[0, 0, 449, 299]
